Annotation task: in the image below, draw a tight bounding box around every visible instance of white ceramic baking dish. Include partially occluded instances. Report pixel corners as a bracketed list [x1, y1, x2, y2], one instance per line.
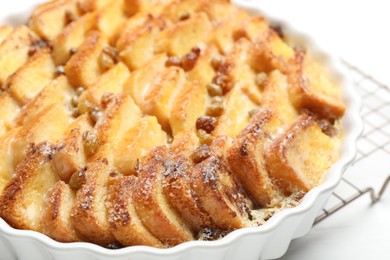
[0, 1, 362, 259]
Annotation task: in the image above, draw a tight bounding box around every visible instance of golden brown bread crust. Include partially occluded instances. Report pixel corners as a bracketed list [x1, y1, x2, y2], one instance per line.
[107, 175, 164, 247]
[142, 66, 186, 132]
[227, 110, 284, 207]
[190, 137, 253, 229]
[94, 94, 142, 146]
[123, 54, 167, 108]
[216, 38, 262, 104]
[169, 80, 207, 135]
[123, 0, 175, 17]
[161, 153, 214, 232]
[155, 12, 212, 57]
[0, 26, 40, 87]
[94, 0, 128, 42]
[40, 115, 91, 241]
[0, 142, 58, 231]
[288, 50, 346, 119]
[113, 116, 167, 176]
[14, 76, 74, 126]
[212, 86, 257, 138]
[117, 15, 166, 70]
[0, 0, 345, 249]
[161, 131, 214, 232]
[252, 30, 295, 74]
[64, 30, 107, 88]
[70, 95, 142, 245]
[70, 157, 116, 245]
[11, 103, 72, 168]
[6, 48, 55, 105]
[29, 0, 81, 41]
[52, 12, 96, 66]
[262, 70, 298, 123]
[264, 115, 338, 194]
[78, 0, 113, 14]
[52, 114, 92, 182]
[133, 146, 194, 246]
[41, 181, 81, 242]
[77, 62, 130, 114]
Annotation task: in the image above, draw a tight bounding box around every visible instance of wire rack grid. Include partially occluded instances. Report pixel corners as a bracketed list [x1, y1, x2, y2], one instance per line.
[314, 61, 390, 225]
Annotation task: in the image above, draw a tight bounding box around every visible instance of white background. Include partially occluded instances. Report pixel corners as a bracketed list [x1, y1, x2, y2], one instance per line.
[0, 1, 389, 259]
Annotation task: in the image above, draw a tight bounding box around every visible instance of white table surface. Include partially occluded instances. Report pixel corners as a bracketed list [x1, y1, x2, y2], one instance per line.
[0, 1, 389, 259]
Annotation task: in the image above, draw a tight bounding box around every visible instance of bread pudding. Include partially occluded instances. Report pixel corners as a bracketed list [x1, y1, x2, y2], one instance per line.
[0, 0, 345, 248]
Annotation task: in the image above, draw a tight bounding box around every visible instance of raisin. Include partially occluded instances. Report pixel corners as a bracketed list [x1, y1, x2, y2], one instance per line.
[71, 95, 78, 107]
[213, 73, 233, 93]
[210, 55, 225, 70]
[166, 47, 200, 71]
[83, 131, 99, 156]
[179, 12, 190, 21]
[69, 167, 87, 190]
[100, 46, 118, 70]
[207, 83, 223, 96]
[196, 116, 217, 134]
[206, 97, 224, 117]
[191, 144, 212, 164]
[181, 51, 198, 71]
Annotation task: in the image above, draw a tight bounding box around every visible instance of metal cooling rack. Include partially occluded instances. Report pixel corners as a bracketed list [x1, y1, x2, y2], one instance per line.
[314, 61, 390, 225]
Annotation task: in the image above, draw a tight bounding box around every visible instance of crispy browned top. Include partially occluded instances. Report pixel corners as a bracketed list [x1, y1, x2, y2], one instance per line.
[0, 0, 344, 248]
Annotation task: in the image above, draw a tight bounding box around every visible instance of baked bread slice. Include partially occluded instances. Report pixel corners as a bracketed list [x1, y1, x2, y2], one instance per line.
[64, 30, 108, 87]
[14, 75, 74, 126]
[52, 114, 92, 182]
[190, 137, 253, 229]
[227, 110, 284, 207]
[107, 174, 164, 247]
[132, 146, 194, 246]
[161, 130, 214, 232]
[6, 48, 55, 105]
[0, 26, 40, 87]
[0, 0, 345, 249]
[0, 141, 59, 231]
[70, 95, 142, 245]
[264, 114, 340, 194]
[41, 180, 81, 242]
[29, 0, 82, 41]
[288, 50, 346, 118]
